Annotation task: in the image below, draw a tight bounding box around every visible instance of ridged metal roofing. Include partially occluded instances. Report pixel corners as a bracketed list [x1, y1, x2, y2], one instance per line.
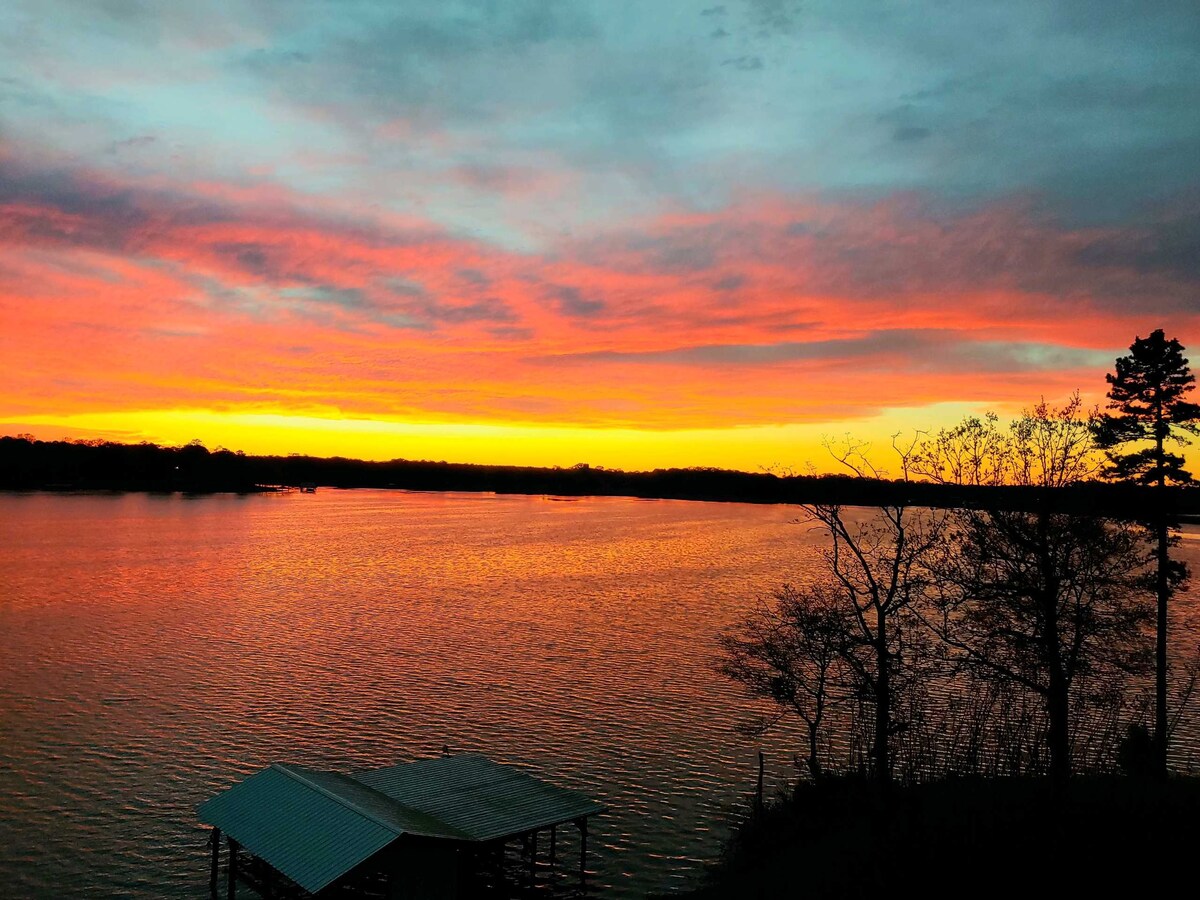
[354, 754, 606, 842]
[197, 755, 604, 893]
[196, 764, 461, 894]
[282, 765, 466, 840]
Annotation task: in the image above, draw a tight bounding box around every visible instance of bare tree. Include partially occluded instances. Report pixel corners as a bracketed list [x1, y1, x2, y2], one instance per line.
[913, 395, 1099, 488]
[718, 583, 850, 779]
[915, 398, 1153, 785]
[721, 436, 945, 789]
[802, 435, 946, 788]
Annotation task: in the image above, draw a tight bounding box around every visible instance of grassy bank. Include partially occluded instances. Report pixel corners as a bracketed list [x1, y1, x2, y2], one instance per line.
[682, 775, 1200, 898]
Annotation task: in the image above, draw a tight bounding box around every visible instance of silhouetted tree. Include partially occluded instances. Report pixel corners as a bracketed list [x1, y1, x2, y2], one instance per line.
[804, 437, 945, 788]
[718, 584, 851, 779]
[1096, 329, 1200, 774]
[915, 398, 1153, 785]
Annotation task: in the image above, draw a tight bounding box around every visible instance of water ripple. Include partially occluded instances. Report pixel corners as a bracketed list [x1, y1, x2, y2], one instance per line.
[0, 490, 1196, 898]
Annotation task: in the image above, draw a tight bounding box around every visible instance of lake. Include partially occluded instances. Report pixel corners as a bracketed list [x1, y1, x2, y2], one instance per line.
[1, 490, 1197, 898]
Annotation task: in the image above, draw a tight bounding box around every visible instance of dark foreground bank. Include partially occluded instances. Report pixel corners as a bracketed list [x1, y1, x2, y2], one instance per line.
[3, 435, 1198, 514]
[682, 776, 1200, 899]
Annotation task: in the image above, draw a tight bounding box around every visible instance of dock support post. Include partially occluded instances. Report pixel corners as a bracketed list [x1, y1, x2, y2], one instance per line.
[528, 830, 537, 886]
[577, 817, 588, 883]
[209, 827, 221, 899]
[755, 750, 765, 816]
[549, 824, 556, 868]
[227, 837, 238, 900]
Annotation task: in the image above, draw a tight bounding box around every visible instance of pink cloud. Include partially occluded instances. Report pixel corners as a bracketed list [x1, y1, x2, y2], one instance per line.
[3, 151, 1198, 430]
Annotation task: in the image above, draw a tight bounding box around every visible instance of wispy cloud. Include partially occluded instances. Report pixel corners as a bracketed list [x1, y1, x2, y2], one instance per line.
[3, 141, 1198, 434]
[1, 1, 1199, 458]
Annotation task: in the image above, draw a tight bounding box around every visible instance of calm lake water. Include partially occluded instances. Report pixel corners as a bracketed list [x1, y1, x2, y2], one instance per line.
[1, 490, 1198, 899]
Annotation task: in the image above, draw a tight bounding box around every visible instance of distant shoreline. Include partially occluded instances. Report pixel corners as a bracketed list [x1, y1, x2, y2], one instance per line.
[3, 434, 1199, 516]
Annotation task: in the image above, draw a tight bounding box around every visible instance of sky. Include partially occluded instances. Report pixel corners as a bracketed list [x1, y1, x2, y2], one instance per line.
[2, 0, 1199, 472]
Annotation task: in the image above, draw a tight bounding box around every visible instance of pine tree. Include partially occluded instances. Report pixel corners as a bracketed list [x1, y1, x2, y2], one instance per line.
[1098, 329, 1200, 774]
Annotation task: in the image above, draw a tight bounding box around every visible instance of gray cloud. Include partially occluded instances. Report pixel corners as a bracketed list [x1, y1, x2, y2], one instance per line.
[1074, 211, 1200, 284]
[282, 284, 368, 310]
[456, 268, 491, 287]
[10, 0, 1194, 234]
[489, 325, 535, 341]
[531, 331, 1114, 373]
[214, 242, 272, 275]
[386, 278, 427, 298]
[410, 296, 517, 324]
[105, 134, 156, 154]
[744, 0, 803, 35]
[892, 125, 931, 143]
[712, 273, 746, 291]
[722, 55, 763, 71]
[544, 284, 606, 317]
[236, 1, 600, 126]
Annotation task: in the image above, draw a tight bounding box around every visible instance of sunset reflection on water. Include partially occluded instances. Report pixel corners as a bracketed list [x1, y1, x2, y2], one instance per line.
[0, 490, 817, 898]
[1, 490, 1197, 898]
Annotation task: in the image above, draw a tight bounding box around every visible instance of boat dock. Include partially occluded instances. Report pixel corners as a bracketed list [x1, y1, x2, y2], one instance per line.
[198, 753, 605, 898]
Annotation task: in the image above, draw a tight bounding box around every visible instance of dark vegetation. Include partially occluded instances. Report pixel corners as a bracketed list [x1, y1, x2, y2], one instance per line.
[2, 433, 1199, 518]
[718, 397, 1195, 791]
[705, 332, 1200, 898]
[686, 776, 1200, 898]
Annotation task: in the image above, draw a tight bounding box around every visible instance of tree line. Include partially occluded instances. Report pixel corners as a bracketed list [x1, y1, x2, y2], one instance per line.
[2, 437, 1196, 518]
[2, 432, 1196, 517]
[721, 330, 1200, 787]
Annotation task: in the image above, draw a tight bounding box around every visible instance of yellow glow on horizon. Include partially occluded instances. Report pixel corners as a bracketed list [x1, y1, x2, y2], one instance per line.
[0, 404, 1019, 474]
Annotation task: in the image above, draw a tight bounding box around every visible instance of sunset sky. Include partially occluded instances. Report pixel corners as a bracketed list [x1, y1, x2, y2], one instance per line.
[2, 1, 1198, 472]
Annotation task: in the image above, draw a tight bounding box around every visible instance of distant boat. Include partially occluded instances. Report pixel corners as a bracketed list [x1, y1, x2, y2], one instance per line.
[299, 482, 317, 493]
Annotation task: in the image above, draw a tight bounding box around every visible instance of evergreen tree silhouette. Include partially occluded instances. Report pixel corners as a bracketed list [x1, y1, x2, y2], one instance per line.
[1097, 329, 1200, 774]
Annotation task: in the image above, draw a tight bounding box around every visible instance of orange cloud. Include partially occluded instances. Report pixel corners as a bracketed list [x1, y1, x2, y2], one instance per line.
[3, 149, 1199, 468]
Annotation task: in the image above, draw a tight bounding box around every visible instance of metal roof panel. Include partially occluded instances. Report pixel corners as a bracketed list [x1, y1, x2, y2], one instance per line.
[354, 754, 605, 842]
[197, 765, 401, 894]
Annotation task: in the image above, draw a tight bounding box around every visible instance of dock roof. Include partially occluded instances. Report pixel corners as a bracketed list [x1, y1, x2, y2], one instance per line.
[197, 755, 604, 895]
[355, 753, 606, 843]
